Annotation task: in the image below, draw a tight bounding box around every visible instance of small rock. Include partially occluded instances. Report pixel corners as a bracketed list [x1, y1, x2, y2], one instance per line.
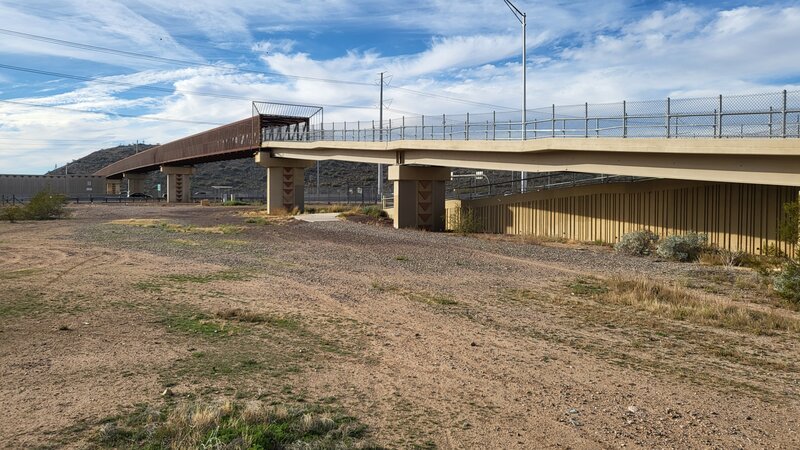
[568, 408, 579, 414]
[627, 406, 639, 414]
[470, 342, 478, 347]
[161, 388, 173, 397]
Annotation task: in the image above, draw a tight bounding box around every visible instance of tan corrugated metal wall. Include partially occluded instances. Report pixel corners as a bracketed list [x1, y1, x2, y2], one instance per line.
[447, 179, 799, 255]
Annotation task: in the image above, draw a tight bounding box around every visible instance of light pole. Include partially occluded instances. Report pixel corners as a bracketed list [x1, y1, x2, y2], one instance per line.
[504, 0, 527, 192]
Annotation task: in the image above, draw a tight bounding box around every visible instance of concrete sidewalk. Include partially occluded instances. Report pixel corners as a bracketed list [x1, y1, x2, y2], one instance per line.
[295, 212, 340, 223]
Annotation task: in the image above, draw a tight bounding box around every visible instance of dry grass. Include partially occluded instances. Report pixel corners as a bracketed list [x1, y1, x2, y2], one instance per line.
[95, 399, 377, 449]
[109, 219, 243, 234]
[214, 308, 268, 323]
[597, 277, 800, 334]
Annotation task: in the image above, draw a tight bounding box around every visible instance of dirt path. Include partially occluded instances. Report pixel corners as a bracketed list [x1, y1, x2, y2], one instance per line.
[1, 204, 798, 449]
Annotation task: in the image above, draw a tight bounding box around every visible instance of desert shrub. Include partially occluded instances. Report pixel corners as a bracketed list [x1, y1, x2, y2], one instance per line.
[359, 205, 387, 219]
[0, 205, 25, 222]
[656, 232, 708, 262]
[773, 262, 800, 303]
[779, 200, 800, 245]
[699, 248, 746, 267]
[221, 200, 249, 206]
[448, 208, 482, 234]
[2, 190, 69, 221]
[614, 230, 659, 256]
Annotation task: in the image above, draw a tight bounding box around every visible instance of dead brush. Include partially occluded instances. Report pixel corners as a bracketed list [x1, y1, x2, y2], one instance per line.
[601, 277, 800, 334]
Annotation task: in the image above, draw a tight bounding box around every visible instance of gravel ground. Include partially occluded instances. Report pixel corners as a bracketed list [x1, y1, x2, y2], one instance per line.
[1, 203, 799, 449]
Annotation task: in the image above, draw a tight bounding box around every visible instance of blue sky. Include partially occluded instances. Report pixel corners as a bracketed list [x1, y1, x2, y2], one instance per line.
[1, 0, 799, 173]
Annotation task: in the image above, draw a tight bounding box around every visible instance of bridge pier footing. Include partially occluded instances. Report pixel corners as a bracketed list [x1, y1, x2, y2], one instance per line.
[123, 172, 147, 195]
[106, 179, 122, 195]
[389, 165, 450, 231]
[160, 166, 194, 203]
[256, 152, 314, 214]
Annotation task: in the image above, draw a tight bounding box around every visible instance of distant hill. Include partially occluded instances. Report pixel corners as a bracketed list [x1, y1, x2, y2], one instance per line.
[47, 143, 598, 199]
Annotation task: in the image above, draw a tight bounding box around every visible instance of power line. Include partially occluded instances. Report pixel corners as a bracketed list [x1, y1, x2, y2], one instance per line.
[0, 99, 224, 125]
[389, 86, 515, 110]
[0, 27, 514, 111]
[0, 28, 375, 87]
[0, 63, 378, 110]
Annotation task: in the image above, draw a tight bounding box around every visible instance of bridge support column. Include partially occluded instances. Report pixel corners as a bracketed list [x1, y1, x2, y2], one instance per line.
[123, 172, 147, 195]
[160, 166, 194, 203]
[106, 179, 121, 195]
[388, 165, 450, 231]
[255, 152, 314, 214]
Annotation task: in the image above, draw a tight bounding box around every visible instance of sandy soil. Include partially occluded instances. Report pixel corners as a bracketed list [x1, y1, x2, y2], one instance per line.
[1, 203, 799, 449]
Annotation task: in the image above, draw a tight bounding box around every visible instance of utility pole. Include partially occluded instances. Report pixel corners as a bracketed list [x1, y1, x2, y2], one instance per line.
[378, 72, 385, 202]
[504, 0, 527, 192]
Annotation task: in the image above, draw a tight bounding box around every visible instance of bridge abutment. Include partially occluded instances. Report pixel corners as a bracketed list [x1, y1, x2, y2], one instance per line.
[389, 165, 450, 231]
[160, 166, 194, 203]
[123, 172, 147, 195]
[255, 152, 314, 214]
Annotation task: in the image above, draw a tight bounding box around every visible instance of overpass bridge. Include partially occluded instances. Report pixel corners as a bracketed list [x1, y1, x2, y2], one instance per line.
[97, 90, 800, 231]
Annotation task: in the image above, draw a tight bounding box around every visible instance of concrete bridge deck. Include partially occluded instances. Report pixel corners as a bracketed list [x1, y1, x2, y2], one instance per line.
[94, 90, 800, 232]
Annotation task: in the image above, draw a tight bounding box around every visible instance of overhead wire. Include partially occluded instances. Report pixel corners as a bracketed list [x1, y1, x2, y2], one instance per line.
[0, 63, 378, 110]
[0, 27, 513, 111]
[0, 99, 225, 126]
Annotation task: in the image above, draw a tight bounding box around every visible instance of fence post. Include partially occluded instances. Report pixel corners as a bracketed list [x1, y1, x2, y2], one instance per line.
[493, 111, 496, 140]
[783, 89, 788, 138]
[343, 122, 347, 142]
[584, 102, 588, 138]
[372, 120, 375, 141]
[717, 95, 723, 138]
[388, 118, 392, 142]
[356, 121, 360, 142]
[623, 100, 627, 138]
[551, 104, 555, 138]
[402, 116, 405, 140]
[666, 97, 671, 138]
[421, 115, 425, 140]
[465, 113, 470, 141]
[442, 114, 446, 140]
[769, 107, 773, 138]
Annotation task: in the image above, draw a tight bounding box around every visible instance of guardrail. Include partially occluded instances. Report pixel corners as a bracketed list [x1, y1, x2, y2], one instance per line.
[262, 90, 800, 142]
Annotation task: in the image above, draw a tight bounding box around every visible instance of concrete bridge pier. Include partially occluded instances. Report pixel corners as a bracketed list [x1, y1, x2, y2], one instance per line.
[106, 179, 122, 195]
[160, 166, 194, 203]
[123, 172, 146, 195]
[255, 152, 314, 214]
[389, 165, 450, 231]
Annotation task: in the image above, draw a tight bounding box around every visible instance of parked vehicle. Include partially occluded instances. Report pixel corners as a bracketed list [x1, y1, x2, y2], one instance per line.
[129, 192, 152, 199]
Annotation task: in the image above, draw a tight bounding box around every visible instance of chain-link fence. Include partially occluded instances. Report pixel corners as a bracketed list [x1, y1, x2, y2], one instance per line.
[269, 90, 800, 142]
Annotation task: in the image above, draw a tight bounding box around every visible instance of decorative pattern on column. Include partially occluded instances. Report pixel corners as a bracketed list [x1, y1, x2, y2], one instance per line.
[417, 180, 433, 230]
[175, 174, 184, 203]
[282, 167, 295, 210]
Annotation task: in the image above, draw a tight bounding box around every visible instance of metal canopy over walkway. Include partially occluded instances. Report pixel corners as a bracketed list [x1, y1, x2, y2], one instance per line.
[95, 102, 322, 178]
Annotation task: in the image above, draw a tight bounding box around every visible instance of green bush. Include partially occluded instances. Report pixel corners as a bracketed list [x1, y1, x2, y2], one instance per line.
[24, 189, 69, 220]
[779, 200, 800, 245]
[773, 261, 800, 303]
[1, 190, 69, 222]
[0, 205, 25, 222]
[656, 232, 708, 262]
[615, 230, 659, 256]
[448, 208, 482, 234]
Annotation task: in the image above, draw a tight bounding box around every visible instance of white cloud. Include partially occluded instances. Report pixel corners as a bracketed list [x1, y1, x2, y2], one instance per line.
[2, 1, 800, 174]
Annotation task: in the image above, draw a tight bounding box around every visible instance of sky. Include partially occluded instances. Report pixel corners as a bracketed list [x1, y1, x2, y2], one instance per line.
[1, 0, 799, 174]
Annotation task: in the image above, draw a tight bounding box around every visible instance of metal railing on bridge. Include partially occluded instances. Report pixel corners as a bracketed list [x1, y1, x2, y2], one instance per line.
[263, 90, 800, 142]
